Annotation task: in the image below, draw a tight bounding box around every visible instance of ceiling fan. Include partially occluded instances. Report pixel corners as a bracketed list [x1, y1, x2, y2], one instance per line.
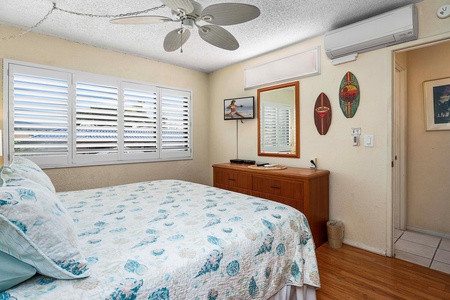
[110, 0, 260, 52]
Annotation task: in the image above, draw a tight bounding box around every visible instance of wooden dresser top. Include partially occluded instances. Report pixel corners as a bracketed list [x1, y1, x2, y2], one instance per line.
[213, 163, 329, 180]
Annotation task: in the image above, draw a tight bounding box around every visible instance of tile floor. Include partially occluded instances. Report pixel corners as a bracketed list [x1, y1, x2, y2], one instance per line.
[394, 229, 450, 275]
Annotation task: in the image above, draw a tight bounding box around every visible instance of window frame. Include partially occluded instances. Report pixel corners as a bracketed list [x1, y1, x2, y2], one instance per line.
[2, 59, 193, 168]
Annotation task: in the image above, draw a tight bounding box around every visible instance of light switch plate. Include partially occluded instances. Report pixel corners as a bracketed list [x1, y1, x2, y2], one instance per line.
[364, 134, 374, 147]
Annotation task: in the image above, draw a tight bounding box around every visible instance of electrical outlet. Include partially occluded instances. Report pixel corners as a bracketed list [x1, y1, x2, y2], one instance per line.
[437, 5, 450, 19]
[310, 158, 317, 169]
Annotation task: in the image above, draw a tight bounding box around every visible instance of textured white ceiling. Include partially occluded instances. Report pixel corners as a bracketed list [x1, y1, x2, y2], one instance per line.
[0, 0, 422, 73]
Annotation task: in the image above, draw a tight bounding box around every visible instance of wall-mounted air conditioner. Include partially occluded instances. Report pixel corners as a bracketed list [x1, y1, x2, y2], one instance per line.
[324, 4, 418, 61]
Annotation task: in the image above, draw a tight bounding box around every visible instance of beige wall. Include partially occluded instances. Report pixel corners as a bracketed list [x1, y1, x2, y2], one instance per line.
[0, 25, 210, 191]
[209, 0, 450, 254]
[406, 41, 450, 235]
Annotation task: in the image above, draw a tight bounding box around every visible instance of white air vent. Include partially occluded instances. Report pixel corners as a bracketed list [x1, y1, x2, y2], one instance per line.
[324, 4, 418, 60]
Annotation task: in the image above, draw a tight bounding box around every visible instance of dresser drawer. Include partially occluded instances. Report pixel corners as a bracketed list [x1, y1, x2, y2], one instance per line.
[253, 176, 304, 200]
[214, 168, 253, 191]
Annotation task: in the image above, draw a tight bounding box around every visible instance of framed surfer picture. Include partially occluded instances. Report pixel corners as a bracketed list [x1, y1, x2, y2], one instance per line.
[423, 77, 450, 131]
[224, 96, 255, 120]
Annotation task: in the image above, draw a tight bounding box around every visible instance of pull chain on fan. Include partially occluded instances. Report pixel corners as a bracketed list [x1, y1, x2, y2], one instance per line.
[180, 22, 184, 53]
[111, 0, 260, 52]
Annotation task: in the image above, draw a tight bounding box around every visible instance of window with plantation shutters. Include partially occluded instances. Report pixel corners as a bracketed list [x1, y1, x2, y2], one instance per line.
[122, 82, 158, 159]
[160, 88, 191, 159]
[8, 65, 70, 166]
[261, 101, 294, 153]
[5, 60, 192, 168]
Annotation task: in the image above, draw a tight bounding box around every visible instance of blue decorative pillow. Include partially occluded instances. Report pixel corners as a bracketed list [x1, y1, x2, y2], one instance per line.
[0, 176, 90, 279]
[0, 250, 36, 292]
[3, 156, 56, 193]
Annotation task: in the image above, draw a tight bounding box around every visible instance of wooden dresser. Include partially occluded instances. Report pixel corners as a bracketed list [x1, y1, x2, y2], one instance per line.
[212, 163, 329, 247]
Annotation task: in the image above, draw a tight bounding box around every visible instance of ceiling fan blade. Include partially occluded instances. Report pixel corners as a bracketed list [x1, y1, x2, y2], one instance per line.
[161, 0, 194, 14]
[198, 25, 239, 51]
[164, 28, 191, 52]
[110, 15, 174, 24]
[201, 3, 260, 26]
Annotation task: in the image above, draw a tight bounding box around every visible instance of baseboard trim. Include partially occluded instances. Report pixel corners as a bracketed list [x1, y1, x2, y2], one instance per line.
[342, 239, 386, 256]
[405, 225, 450, 240]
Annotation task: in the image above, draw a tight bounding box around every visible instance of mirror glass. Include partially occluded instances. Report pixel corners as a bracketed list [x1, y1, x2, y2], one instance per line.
[257, 81, 299, 158]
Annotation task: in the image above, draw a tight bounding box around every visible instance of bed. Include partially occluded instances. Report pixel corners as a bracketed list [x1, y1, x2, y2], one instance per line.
[0, 157, 320, 299]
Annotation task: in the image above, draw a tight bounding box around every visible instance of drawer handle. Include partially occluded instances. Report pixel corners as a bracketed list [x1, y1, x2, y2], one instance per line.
[271, 185, 281, 189]
[228, 178, 236, 181]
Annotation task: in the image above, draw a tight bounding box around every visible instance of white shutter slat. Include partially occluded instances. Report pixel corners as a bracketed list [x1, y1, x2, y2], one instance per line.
[14, 109, 67, 118]
[14, 117, 67, 125]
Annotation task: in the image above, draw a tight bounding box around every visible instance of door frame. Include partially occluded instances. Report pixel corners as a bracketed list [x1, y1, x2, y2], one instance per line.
[389, 36, 450, 256]
[393, 61, 407, 232]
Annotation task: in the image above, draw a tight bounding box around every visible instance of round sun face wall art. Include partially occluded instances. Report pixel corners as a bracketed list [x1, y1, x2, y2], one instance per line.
[339, 71, 360, 118]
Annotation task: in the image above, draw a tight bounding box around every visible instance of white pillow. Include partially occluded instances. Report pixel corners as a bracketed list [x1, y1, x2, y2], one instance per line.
[0, 175, 90, 279]
[3, 156, 56, 193]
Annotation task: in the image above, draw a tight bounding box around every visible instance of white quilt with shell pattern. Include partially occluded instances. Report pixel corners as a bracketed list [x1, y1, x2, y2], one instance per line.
[3, 180, 320, 300]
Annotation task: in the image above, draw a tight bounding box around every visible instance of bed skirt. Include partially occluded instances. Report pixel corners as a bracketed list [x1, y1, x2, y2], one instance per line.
[269, 285, 317, 300]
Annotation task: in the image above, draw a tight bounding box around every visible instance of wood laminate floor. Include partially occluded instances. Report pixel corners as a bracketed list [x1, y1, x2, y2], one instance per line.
[315, 243, 450, 299]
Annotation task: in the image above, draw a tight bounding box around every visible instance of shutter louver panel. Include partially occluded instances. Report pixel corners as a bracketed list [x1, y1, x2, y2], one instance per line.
[12, 72, 69, 157]
[123, 84, 158, 157]
[75, 81, 118, 156]
[160, 89, 191, 159]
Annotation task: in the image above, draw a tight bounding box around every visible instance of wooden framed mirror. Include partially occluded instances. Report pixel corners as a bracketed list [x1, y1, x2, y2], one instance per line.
[257, 81, 299, 158]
